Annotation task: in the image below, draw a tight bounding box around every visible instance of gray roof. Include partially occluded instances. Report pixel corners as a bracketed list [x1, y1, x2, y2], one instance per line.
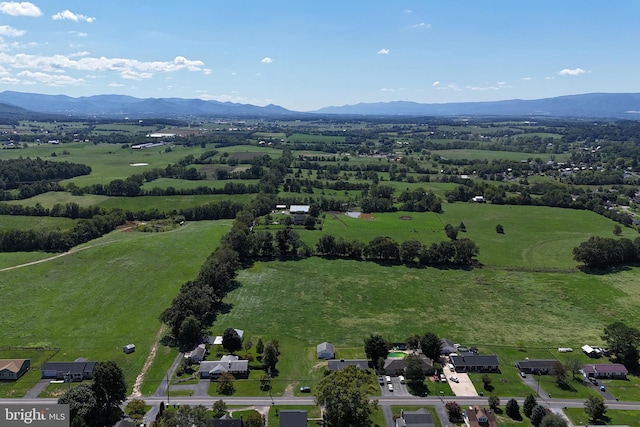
[515, 359, 558, 370]
[440, 338, 457, 354]
[397, 408, 434, 427]
[279, 410, 307, 427]
[327, 359, 369, 371]
[41, 361, 96, 375]
[450, 354, 498, 368]
[317, 342, 335, 353]
[200, 357, 248, 374]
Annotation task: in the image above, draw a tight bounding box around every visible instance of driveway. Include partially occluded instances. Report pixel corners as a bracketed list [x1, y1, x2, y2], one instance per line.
[446, 372, 478, 396]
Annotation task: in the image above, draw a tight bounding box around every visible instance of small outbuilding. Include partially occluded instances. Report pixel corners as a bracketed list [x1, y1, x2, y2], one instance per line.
[316, 342, 335, 359]
[123, 344, 136, 354]
[0, 359, 30, 381]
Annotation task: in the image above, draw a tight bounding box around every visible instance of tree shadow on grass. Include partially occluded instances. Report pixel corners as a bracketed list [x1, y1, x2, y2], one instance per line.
[406, 381, 430, 397]
[483, 384, 495, 392]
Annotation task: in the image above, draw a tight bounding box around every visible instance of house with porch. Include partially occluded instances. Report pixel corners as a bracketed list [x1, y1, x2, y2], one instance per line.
[41, 360, 97, 381]
[450, 354, 499, 373]
[384, 355, 433, 376]
[326, 359, 369, 372]
[464, 405, 497, 427]
[199, 355, 249, 379]
[395, 408, 435, 427]
[514, 359, 559, 375]
[581, 363, 628, 379]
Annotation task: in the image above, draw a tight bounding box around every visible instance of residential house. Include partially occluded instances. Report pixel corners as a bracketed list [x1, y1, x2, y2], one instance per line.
[384, 355, 433, 376]
[514, 359, 559, 375]
[41, 360, 97, 381]
[450, 354, 499, 373]
[440, 338, 457, 356]
[464, 405, 497, 427]
[293, 214, 307, 225]
[395, 408, 435, 427]
[289, 205, 310, 214]
[326, 359, 369, 372]
[581, 363, 628, 379]
[279, 410, 308, 427]
[316, 342, 335, 360]
[0, 359, 30, 380]
[209, 414, 245, 427]
[199, 355, 249, 379]
[185, 344, 207, 364]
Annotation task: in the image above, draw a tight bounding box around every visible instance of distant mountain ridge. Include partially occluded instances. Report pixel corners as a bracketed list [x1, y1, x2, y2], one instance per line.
[1, 91, 640, 119]
[313, 93, 640, 119]
[0, 91, 293, 118]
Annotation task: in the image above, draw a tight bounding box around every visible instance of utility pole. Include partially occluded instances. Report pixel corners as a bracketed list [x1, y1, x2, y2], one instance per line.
[166, 372, 170, 406]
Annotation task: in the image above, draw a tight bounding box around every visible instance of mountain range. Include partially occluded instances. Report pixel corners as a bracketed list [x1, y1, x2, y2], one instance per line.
[1, 90, 640, 119]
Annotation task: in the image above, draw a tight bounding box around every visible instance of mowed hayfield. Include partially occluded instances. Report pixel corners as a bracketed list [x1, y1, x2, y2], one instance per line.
[314, 204, 634, 270]
[218, 258, 639, 353]
[0, 219, 232, 396]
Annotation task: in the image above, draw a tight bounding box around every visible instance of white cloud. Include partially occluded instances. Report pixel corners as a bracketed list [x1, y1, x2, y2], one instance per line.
[403, 9, 412, 14]
[410, 23, 431, 29]
[435, 83, 461, 91]
[120, 70, 153, 80]
[522, 77, 532, 81]
[52, 10, 95, 23]
[261, 57, 273, 64]
[17, 70, 84, 86]
[108, 82, 124, 87]
[69, 51, 90, 58]
[559, 67, 586, 76]
[0, 25, 25, 37]
[0, 1, 41, 17]
[377, 48, 390, 55]
[466, 81, 511, 91]
[0, 52, 206, 75]
[432, 81, 440, 86]
[380, 88, 394, 92]
[68, 31, 88, 37]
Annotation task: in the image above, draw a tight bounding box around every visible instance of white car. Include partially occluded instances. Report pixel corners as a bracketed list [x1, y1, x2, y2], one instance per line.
[449, 376, 459, 383]
[398, 375, 405, 384]
[385, 375, 391, 384]
[388, 384, 394, 392]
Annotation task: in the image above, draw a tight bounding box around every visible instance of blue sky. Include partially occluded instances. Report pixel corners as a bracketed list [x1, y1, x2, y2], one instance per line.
[0, 1, 638, 111]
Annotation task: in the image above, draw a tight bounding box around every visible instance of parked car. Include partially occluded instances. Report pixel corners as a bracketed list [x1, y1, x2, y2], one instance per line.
[385, 375, 392, 384]
[519, 371, 526, 378]
[439, 374, 446, 382]
[378, 375, 385, 385]
[447, 363, 455, 372]
[449, 376, 459, 383]
[388, 384, 394, 392]
[589, 377, 598, 385]
[600, 385, 606, 392]
[398, 375, 405, 384]
[300, 386, 311, 393]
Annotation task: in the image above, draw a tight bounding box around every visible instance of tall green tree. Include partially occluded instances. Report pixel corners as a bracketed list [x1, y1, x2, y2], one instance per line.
[92, 361, 127, 426]
[255, 337, 264, 355]
[530, 405, 548, 427]
[488, 395, 500, 411]
[551, 361, 568, 387]
[505, 398, 520, 420]
[263, 341, 279, 371]
[584, 395, 607, 422]
[217, 372, 235, 395]
[523, 394, 537, 418]
[602, 321, 640, 370]
[364, 334, 391, 370]
[315, 365, 376, 427]
[58, 383, 97, 427]
[222, 327, 243, 354]
[419, 332, 441, 362]
[403, 353, 425, 382]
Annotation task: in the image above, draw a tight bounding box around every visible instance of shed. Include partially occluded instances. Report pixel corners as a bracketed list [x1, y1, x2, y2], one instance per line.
[123, 344, 136, 354]
[289, 205, 310, 213]
[316, 342, 335, 359]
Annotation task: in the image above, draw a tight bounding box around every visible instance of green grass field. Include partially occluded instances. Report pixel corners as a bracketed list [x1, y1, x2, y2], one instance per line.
[0, 220, 232, 396]
[432, 149, 566, 162]
[0, 215, 77, 232]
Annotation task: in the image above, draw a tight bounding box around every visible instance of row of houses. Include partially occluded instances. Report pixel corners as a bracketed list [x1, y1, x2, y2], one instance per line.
[0, 359, 98, 382]
[515, 359, 629, 379]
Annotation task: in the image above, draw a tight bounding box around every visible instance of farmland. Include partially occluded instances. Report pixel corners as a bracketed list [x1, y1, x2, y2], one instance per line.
[2, 114, 640, 423]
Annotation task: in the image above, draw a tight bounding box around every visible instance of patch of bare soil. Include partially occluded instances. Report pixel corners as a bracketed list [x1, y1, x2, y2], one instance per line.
[360, 213, 376, 220]
[400, 215, 413, 220]
[131, 325, 166, 397]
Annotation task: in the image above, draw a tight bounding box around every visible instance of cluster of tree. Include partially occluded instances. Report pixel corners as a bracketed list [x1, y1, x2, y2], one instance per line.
[153, 402, 265, 427]
[160, 245, 241, 348]
[573, 236, 640, 269]
[0, 158, 91, 190]
[315, 234, 479, 266]
[361, 185, 442, 214]
[0, 210, 126, 253]
[57, 361, 127, 427]
[520, 395, 570, 427]
[602, 321, 640, 371]
[364, 332, 442, 371]
[315, 365, 378, 427]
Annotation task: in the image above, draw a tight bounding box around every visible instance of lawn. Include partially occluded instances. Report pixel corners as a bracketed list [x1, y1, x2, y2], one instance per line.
[0, 220, 231, 395]
[564, 407, 640, 426]
[0, 215, 77, 232]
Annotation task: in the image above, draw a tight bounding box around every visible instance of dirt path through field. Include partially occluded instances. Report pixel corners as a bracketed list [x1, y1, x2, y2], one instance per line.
[0, 241, 115, 272]
[131, 325, 166, 397]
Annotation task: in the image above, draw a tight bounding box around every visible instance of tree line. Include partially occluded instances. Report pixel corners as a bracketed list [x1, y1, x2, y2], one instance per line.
[573, 235, 640, 269]
[0, 158, 91, 190]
